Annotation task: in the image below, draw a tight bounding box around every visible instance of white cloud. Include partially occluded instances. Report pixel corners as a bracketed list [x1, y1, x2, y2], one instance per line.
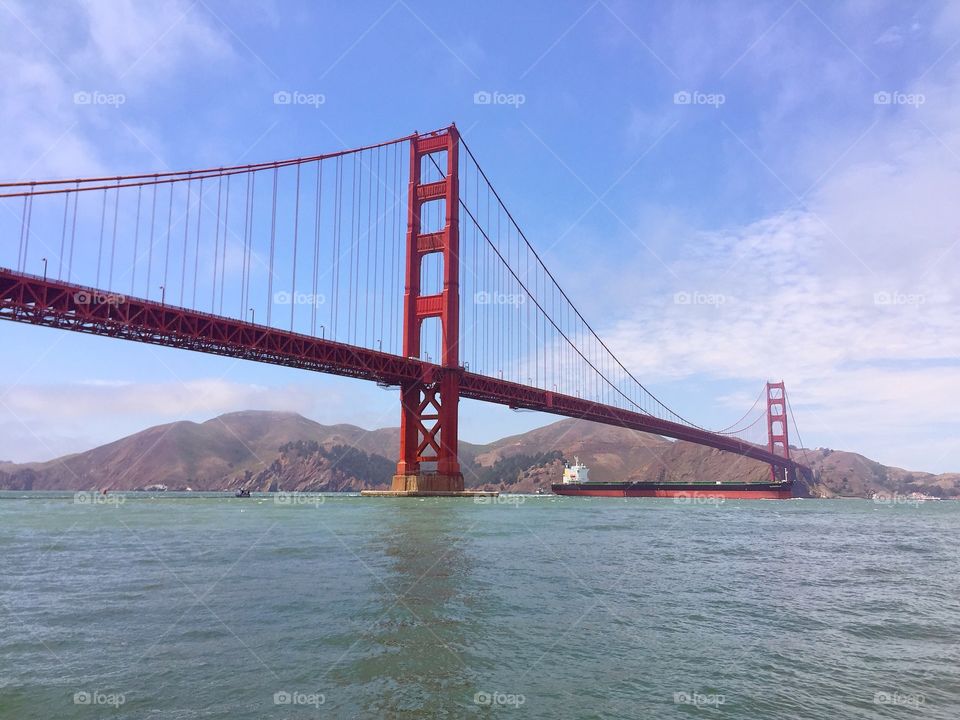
[0, 379, 314, 462]
[602, 55, 960, 471]
[78, 0, 231, 81]
[0, 374, 406, 463]
[0, 0, 233, 179]
[874, 26, 903, 47]
[2, 378, 314, 418]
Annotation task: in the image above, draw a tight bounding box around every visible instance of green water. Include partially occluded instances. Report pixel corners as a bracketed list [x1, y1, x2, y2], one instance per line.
[0, 493, 958, 718]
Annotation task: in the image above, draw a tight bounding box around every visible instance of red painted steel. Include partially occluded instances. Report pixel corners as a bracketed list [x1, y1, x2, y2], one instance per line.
[766, 381, 790, 481]
[553, 486, 793, 500]
[0, 266, 799, 473]
[396, 126, 463, 484]
[0, 124, 810, 483]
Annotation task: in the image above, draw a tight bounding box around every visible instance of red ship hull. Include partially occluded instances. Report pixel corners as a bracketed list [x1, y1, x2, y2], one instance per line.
[551, 482, 793, 500]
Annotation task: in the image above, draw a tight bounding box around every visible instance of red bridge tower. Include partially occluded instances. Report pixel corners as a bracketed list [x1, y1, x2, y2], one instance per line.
[391, 126, 465, 493]
[766, 381, 790, 483]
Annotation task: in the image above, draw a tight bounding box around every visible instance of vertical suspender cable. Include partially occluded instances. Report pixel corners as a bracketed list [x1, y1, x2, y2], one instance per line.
[131, 186, 142, 294]
[291, 163, 301, 331]
[180, 176, 191, 305]
[108, 178, 120, 289]
[212, 175, 222, 312]
[365, 148, 373, 346]
[23, 194, 34, 273]
[58, 191, 69, 279]
[331, 156, 341, 340]
[163, 183, 173, 300]
[96, 188, 107, 285]
[192, 178, 203, 308]
[312, 159, 322, 337]
[219, 175, 230, 315]
[145, 181, 156, 298]
[17, 194, 27, 272]
[68, 181, 80, 282]
[267, 167, 278, 325]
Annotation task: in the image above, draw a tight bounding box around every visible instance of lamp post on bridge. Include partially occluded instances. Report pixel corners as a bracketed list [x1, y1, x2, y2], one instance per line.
[159, 285, 165, 305]
[41, 257, 47, 281]
[319, 324, 325, 339]
[248, 307, 255, 325]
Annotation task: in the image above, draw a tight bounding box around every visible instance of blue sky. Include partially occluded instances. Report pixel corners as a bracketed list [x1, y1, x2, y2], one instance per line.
[2, 0, 959, 473]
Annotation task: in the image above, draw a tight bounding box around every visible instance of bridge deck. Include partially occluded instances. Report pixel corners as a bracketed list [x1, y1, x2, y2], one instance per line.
[0, 268, 797, 471]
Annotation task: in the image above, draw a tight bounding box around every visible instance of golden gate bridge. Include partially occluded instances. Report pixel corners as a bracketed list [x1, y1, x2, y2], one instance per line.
[0, 124, 807, 494]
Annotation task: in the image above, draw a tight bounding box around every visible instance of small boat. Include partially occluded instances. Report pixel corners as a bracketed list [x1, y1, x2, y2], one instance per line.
[234, 489, 251, 498]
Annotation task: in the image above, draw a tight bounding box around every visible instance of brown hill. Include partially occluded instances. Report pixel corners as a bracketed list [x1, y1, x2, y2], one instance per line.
[0, 411, 957, 498]
[0, 411, 398, 491]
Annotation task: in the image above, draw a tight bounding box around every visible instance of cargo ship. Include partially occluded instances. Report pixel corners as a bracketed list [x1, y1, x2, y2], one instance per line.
[551, 458, 793, 499]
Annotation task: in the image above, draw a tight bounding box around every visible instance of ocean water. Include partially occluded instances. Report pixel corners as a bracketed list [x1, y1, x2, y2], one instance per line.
[0, 492, 958, 719]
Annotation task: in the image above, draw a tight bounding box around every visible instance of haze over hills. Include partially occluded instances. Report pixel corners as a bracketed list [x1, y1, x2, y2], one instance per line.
[0, 411, 957, 498]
